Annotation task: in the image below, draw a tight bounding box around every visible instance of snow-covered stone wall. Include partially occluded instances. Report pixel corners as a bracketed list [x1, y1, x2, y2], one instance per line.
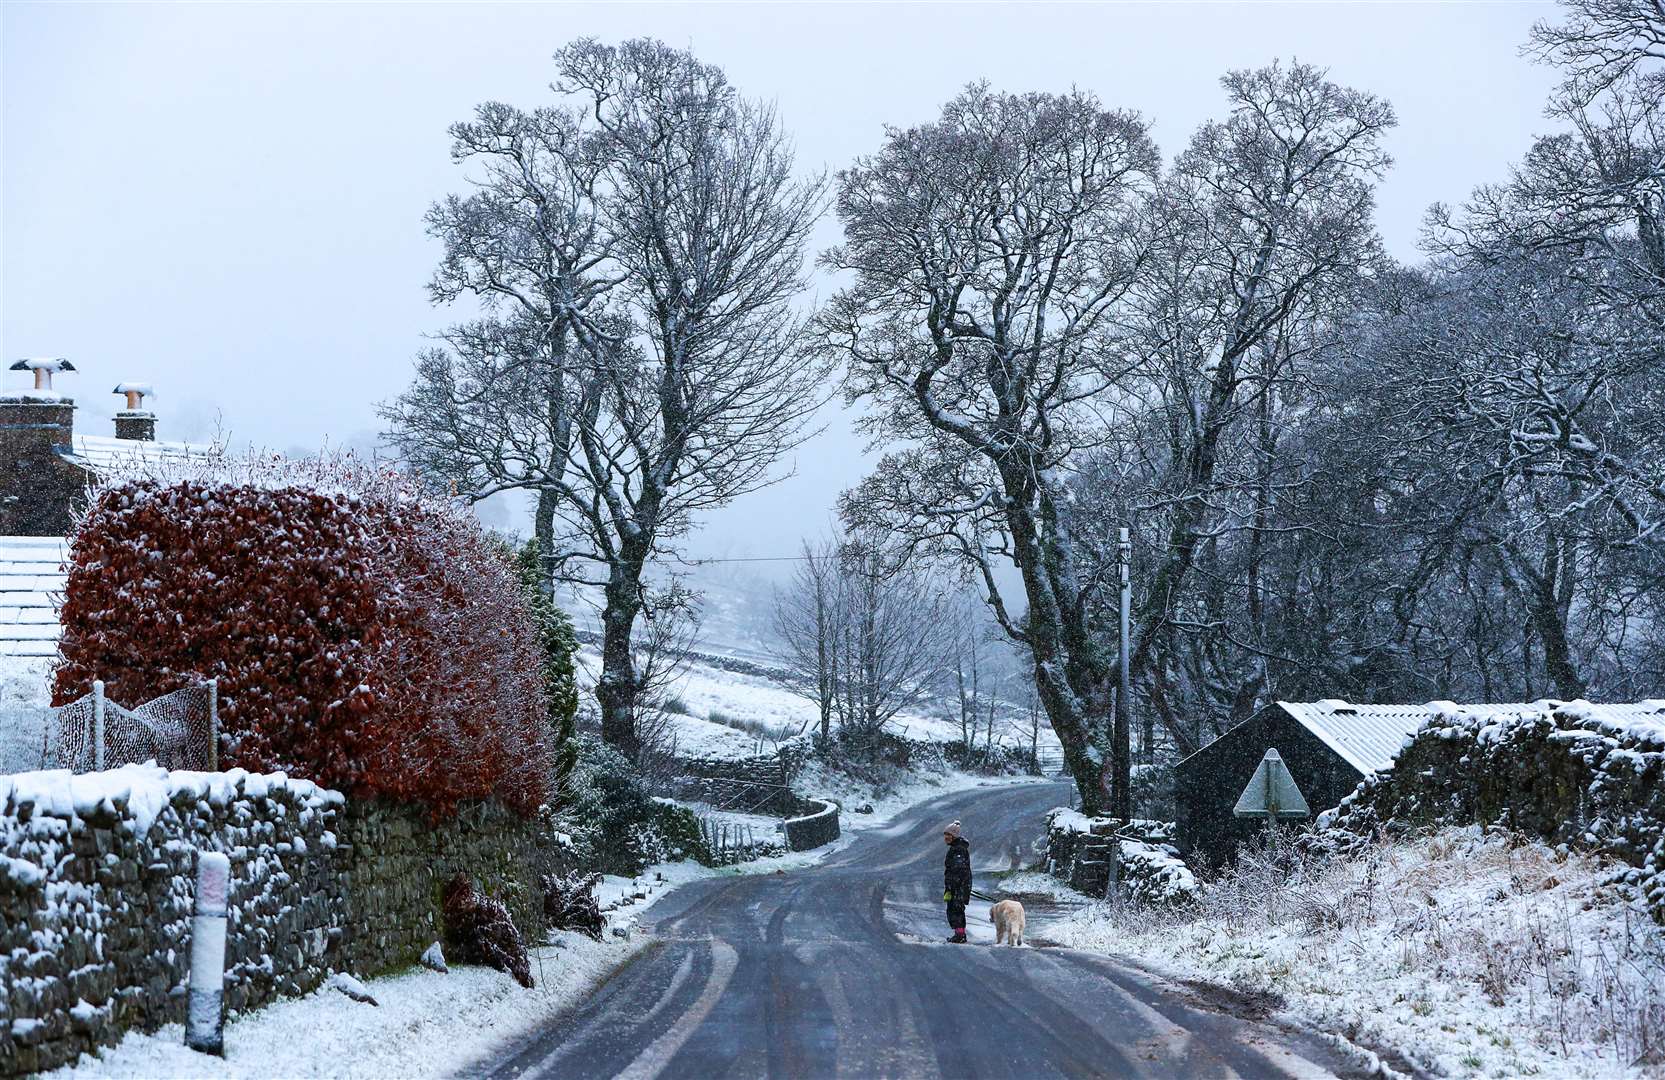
[672, 751, 809, 817]
[1314, 700, 1665, 923]
[0, 765, 549, 1076]
[782, 799, 840, 851]
[1043, 809, 1196, 904]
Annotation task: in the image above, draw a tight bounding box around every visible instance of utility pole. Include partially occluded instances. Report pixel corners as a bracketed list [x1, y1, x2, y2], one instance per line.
[1113, 527, 1132, 822]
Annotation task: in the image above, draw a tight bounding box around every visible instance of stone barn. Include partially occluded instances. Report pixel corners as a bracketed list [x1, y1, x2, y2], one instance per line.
[1175, 700, 1440, 864]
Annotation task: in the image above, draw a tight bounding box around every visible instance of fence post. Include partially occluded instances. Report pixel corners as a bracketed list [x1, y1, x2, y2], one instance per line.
[93, 680, 106, 772]
[185, 850, 230, 1055]
[206, 677, 220, 772]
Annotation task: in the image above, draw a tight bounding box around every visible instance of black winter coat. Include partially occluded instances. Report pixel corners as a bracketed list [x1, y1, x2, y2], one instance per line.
[943, 837, 972, 903]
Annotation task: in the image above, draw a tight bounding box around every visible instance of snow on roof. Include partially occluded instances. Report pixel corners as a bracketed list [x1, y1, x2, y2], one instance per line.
[1274, 700, 1472, 775]
[9, 358, 73, 372]
[1274, 698, 1665, 775]
[0, 537, 66, 658]
[63, 433, 215, 472]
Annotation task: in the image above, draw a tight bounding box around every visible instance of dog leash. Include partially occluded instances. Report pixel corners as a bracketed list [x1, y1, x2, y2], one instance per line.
[970, 888, 999, 902]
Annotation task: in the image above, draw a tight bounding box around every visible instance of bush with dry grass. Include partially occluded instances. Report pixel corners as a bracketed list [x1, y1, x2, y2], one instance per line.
[1054, 827, 1665, 1076]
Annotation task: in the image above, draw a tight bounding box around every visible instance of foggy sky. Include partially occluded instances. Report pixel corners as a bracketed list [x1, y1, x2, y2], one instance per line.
[4, 1, 1559, 566]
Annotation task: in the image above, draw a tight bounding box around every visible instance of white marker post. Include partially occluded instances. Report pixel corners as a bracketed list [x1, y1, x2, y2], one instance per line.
[185, 850, 231, 1056]
[92, 680, 106, 771]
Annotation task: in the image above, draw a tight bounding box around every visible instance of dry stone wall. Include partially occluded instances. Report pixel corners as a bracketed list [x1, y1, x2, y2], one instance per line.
[0, 764, 546, 1076]
[1313, 701, 1665, 923]
[1042, 810, 1196, 904]
[673, 753, 809, 817]
[782, 799, 840, 851]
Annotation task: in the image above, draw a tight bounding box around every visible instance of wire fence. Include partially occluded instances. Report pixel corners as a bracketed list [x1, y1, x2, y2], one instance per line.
[695, 815, 782, 866]
[44, 679, 219, 773]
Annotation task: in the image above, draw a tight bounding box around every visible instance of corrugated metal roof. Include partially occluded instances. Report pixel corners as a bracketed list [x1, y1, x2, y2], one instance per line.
[1272, 698, 1665, 774]
[0, 536, 66, 658]
[1273, 701, 1452, 775]
[62, 433, 214, 472]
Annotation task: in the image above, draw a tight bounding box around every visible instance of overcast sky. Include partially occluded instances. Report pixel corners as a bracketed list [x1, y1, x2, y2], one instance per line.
[4, 1, 1560, 564]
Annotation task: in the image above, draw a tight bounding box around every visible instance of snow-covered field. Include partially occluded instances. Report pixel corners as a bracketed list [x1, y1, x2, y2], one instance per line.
[50, 931, 640, 1079]
[1046, 828, 1665, 1079]
[575, 644, 1063, 762]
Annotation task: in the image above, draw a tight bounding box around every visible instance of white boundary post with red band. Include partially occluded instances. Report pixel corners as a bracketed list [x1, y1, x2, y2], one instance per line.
[185, 850, 230, 1055]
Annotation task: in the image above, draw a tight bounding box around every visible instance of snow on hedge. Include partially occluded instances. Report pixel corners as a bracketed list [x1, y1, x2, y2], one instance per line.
[53, 453, 552, 817]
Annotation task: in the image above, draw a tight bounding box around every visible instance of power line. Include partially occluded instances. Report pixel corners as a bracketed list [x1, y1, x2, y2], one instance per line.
[682, 554, 812, 564]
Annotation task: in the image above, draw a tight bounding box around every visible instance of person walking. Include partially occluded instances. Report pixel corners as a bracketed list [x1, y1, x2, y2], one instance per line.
[942, 820, 971, 943]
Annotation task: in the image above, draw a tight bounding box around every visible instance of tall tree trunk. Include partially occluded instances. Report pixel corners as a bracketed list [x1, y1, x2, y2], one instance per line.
[534, 489, 558, 599]
[596, 559, 644, 758]
[997, 470, 1117, 817]
[1532, 534, 1587, 699]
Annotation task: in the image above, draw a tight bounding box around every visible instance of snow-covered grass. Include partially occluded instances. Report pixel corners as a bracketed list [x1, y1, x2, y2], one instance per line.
[49, 931, 641, 1079]
[995, 870, 1083, 903]
[574, 646, 800, 760]
[1047, 827, 1665, 1079]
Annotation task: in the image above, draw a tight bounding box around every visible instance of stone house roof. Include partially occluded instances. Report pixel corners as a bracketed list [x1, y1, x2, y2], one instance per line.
[0, 536, 67, 658]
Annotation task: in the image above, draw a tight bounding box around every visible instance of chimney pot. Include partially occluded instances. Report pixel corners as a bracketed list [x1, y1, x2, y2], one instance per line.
[112, 382, 157, 440]
[10, 357, 75, 394]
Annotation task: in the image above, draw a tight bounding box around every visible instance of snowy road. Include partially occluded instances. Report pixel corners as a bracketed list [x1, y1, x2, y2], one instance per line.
[476, 782, 1354, 1079]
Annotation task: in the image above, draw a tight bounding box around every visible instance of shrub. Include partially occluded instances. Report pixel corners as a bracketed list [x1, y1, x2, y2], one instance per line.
[558, 736, 712, 875]
[540, 870, 604, 940]
[53, 456, 550, 817]
[443, 874, 533, 987]
[512, 540, 581, 806]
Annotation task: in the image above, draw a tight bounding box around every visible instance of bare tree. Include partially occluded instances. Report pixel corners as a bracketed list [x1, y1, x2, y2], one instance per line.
[388, 39, 826, 759]
[945, 594, 1005, 758]
[770, 532, 955, 743]
[547, 40, 827, 757]
[821, 84, 1159, 815]
[770, 537, 844, 744]
[822, 69, 1392, 817]
[830, 544, 954, 741]
[1528, 0, 1665, 103]
[1116, 64, 1394, 765]
[383, 102, 613, 584]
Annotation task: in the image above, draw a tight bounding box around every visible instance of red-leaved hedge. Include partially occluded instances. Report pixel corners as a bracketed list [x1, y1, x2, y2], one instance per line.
[53, 459, 551, 817]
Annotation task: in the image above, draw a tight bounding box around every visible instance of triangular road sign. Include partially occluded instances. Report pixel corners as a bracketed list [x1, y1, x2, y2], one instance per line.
[1233, 748, 1310, 819]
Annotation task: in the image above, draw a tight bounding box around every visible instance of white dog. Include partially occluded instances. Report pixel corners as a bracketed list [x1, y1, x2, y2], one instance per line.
[989, 899, 1026, 947]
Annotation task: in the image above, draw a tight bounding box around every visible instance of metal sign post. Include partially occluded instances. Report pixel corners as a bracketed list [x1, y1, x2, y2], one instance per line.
[1114, 527, 1132, 822]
